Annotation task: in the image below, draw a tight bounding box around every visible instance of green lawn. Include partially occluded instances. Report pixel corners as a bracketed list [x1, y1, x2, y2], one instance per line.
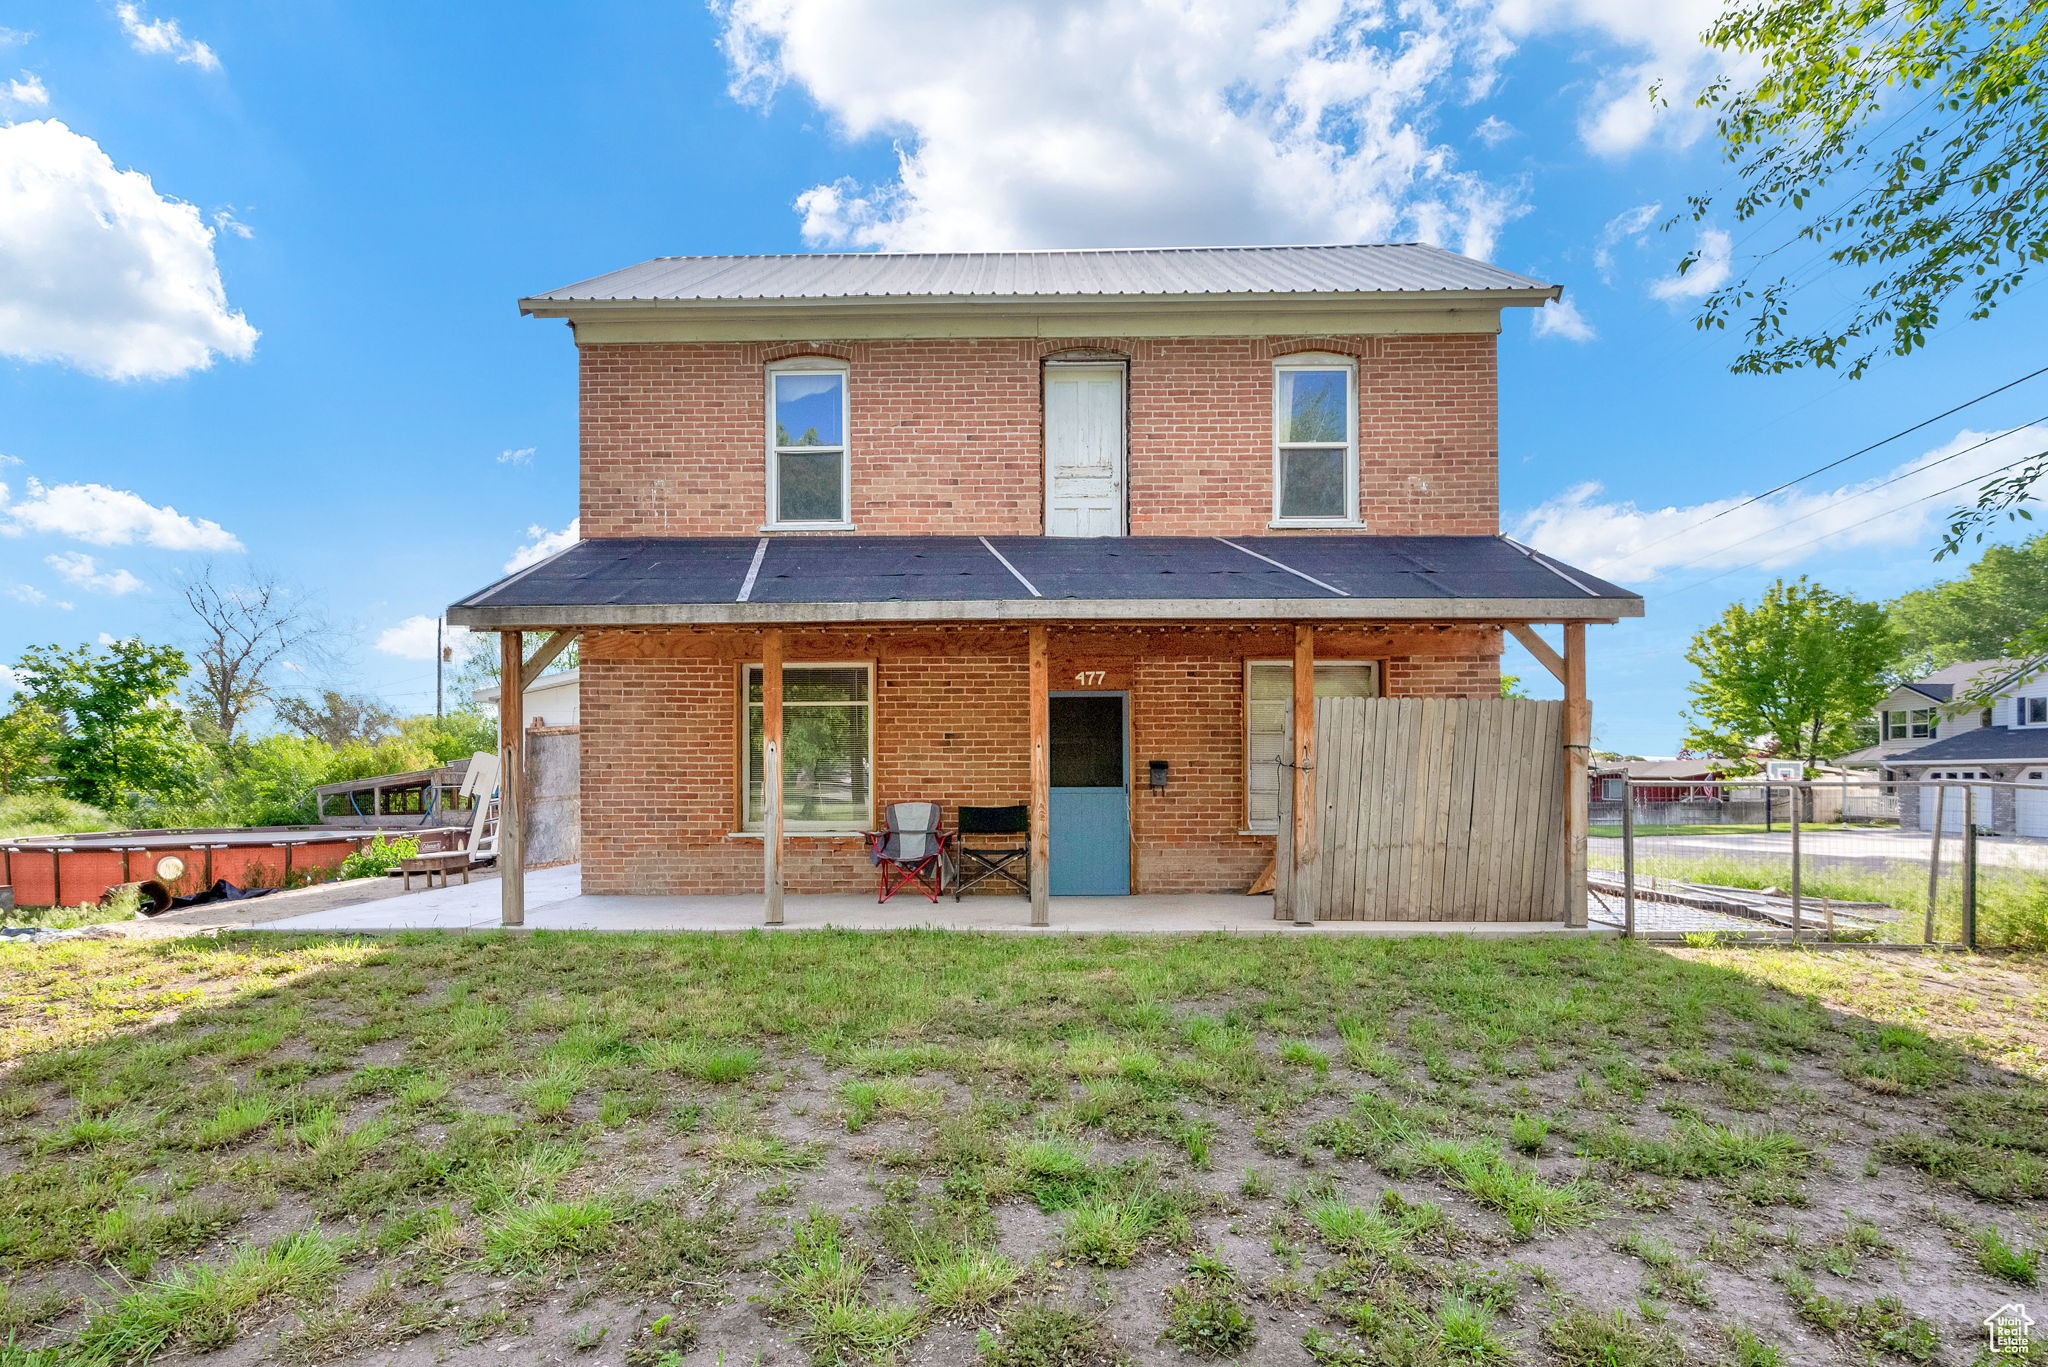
[1587, 822, 1858, 838]
[0, 931, 2043, 1365]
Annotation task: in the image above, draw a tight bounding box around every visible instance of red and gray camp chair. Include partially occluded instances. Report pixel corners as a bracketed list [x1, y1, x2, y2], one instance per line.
[865, 801, 953, 903]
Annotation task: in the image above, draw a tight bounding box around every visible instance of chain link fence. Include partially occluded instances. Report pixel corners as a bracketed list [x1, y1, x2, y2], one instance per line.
[1589, 777, 2048, 947]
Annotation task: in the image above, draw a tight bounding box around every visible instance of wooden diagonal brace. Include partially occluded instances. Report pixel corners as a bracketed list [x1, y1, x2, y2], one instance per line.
[1505, 623, 1566, 685]
[520, 630, 579, 691]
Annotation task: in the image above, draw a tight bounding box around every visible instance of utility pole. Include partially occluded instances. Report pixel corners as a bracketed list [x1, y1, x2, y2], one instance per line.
[435, 617, 445, 720]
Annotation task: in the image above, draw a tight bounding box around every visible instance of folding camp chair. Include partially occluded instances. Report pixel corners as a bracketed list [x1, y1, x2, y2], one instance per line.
[952, 804, 1030, 900]
[865, 801, 952, 903]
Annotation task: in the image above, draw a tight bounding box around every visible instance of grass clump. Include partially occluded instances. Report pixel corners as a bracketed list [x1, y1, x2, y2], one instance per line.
[1541, 1305, 1686, 1367]
[481, 1197, 619, 1273]
[1417, 1139, 1597, 1240]
[1161, 1280, 1254, 1357]
[1974, 1225, 2042, 1286]
[917, 1247, 1022, 1314]
[979, 1303, 1127, 1366]
[72, 1229, 344, 1362]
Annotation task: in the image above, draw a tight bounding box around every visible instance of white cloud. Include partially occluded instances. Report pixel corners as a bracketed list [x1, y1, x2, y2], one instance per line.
[1649, 226, 1730, 302]
[1531, 295, 1595, 341]
[2, 71, 47, 108]
[1490, 0, 1731, 156]
[97, 631, 117, 645]
[506, 518, 578, 572]
[8, 584, 72, 610]
[375, 614, 472, 662]
[0, 477, 241, 549]
[497, 447, 535, 466]
[210, 206, 253, 239]
[0, 453, 19, 467]
[718, 0, 1523, 258]
[0, 663, 19, 695]
[1593, 200, 1659, 282]
[46, 550, 144, 594]
[1472, 114, 1516, 147]
[115, 3, 219, 71]
[0, 120, 257, 379]
[1513, 424, 2048, 583]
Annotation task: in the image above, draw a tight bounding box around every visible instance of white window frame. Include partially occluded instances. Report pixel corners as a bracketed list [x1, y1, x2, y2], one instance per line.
[2020, 696, 2048, 727]
[764, 358, 853, 531]
[1270, 355, 1360, 528]
[1242, 658, 1379, 833]
[740, 661, 875, 834]
[1886, 707, 1936, 740]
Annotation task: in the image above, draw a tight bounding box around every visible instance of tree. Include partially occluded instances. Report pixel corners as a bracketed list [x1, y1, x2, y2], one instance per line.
[1500, 674, 1531, 700]
[1680, 2, 2048, 550]
[1887, 531, 2048, 670]
[1682, 577, 1901, 763]
[1683, 0, 2048, 379]
[179, 564, 326, 742]
[11, 640, 204, 807]
[275, 689, 398, 747]
[0, 699, 60, 795]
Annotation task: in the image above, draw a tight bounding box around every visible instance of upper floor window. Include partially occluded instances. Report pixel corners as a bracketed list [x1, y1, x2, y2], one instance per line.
[1884, 708, 1937, 740]
[2020, 697, 2048, 726]
[1271, 357, 1358, 526]
[766, 359, 851, 529]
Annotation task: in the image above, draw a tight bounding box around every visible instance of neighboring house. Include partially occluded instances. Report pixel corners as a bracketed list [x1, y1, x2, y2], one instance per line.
[445, 243, 1642, 917]
[473, 667, 581, 728]
[1837, 658, 2006, 775]
[1591, 758, 1729, 804]
[1840, 658, 2048, 836]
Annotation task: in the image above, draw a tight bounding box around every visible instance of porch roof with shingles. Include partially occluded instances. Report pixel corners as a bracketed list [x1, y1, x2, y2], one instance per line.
[445, 534, 1641, 629]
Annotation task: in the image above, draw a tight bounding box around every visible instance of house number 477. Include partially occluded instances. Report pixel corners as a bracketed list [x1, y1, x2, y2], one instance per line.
[1073, 670, 1107, 686]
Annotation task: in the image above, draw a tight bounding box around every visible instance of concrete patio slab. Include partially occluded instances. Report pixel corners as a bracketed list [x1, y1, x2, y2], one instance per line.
[247, 864, 1604, 936]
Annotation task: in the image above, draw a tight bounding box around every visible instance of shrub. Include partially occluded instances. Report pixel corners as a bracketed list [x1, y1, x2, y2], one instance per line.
[0, 791, 112, 838]
[337, 834, 419, 881]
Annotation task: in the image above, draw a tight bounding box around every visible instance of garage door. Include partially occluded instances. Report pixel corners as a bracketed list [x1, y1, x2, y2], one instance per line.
[1919, 771, 1992, 833]
[2019, 770, 2048, 839]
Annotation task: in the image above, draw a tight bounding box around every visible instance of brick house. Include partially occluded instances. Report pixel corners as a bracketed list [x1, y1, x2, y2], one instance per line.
[447, 244, 1641, 924]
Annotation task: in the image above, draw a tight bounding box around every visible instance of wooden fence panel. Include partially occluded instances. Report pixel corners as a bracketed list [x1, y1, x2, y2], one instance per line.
[1302, 697, 1566, 922]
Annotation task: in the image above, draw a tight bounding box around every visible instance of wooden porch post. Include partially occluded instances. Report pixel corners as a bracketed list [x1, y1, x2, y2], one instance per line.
[1028, 624, 1049, 927]
[1291, 623, 1317, 926]
[763, 626, 785, 926]
[1562, 622, 1589, 927]
[497, 630, 524, 927]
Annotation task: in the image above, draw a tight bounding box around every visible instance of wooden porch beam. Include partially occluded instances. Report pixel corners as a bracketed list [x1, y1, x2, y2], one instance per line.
[1505, 623, 1566, 685]
[763, 626, 785, 926]
[1291, 623, 1317, 926]
[497, 630, 524, 927]
[1029, 624, 1049, 927]
[519, 629, 580, 691]
[1561, 622, 1589, 928]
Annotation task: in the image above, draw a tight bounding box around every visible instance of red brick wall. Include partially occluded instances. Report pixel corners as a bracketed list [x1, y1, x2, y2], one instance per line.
[579, 626, 1499, 897]
[578, 333, 1497, 538]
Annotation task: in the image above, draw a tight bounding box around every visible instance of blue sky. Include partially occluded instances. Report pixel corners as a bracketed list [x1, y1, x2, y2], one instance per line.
[1, 0, 2042, 754]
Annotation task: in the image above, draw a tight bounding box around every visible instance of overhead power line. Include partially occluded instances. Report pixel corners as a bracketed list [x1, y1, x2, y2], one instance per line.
[1627, 361, 2048, 556]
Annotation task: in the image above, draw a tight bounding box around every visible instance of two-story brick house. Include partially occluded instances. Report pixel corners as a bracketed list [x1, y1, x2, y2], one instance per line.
[446, 244, 1641, 924]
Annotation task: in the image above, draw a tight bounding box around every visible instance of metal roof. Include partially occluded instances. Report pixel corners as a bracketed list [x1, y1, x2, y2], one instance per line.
[446, 535, 1640, 629]
[524, 243, 1553, 306]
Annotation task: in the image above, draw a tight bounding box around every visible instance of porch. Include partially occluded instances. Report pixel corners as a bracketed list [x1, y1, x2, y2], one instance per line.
[250, 863, 1600, 935]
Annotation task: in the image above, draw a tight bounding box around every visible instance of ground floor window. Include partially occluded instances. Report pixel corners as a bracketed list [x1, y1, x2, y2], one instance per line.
[743, 663, 873, 831]
[1244, 660, 1378, 833]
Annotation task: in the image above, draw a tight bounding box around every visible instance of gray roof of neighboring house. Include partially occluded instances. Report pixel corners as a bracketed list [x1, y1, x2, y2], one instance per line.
[523, 243, 1556, 306]
[1592, 758, 1728, 780]
[1898, 658, 2015, 702]
[446, 534, 1641, 628]
[1836, 741, 1935, 767]
[1885, 727, 2048, 765]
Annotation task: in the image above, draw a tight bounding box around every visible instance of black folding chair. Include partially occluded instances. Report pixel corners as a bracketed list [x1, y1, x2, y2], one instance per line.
[952, 804, 1030, 900]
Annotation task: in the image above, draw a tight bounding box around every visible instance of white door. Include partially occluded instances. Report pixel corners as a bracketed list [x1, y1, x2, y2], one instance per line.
[2018, 769, 2048, 838]
[1044, 363, 1125, 537]
[1920, 771, 1992, 833]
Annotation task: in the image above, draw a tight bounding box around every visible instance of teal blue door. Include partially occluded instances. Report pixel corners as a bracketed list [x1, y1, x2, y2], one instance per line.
[1049, 693, 1130, 896]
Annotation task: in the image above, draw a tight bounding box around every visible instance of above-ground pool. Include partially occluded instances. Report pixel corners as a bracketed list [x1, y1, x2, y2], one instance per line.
[0, 826, 470, 909]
